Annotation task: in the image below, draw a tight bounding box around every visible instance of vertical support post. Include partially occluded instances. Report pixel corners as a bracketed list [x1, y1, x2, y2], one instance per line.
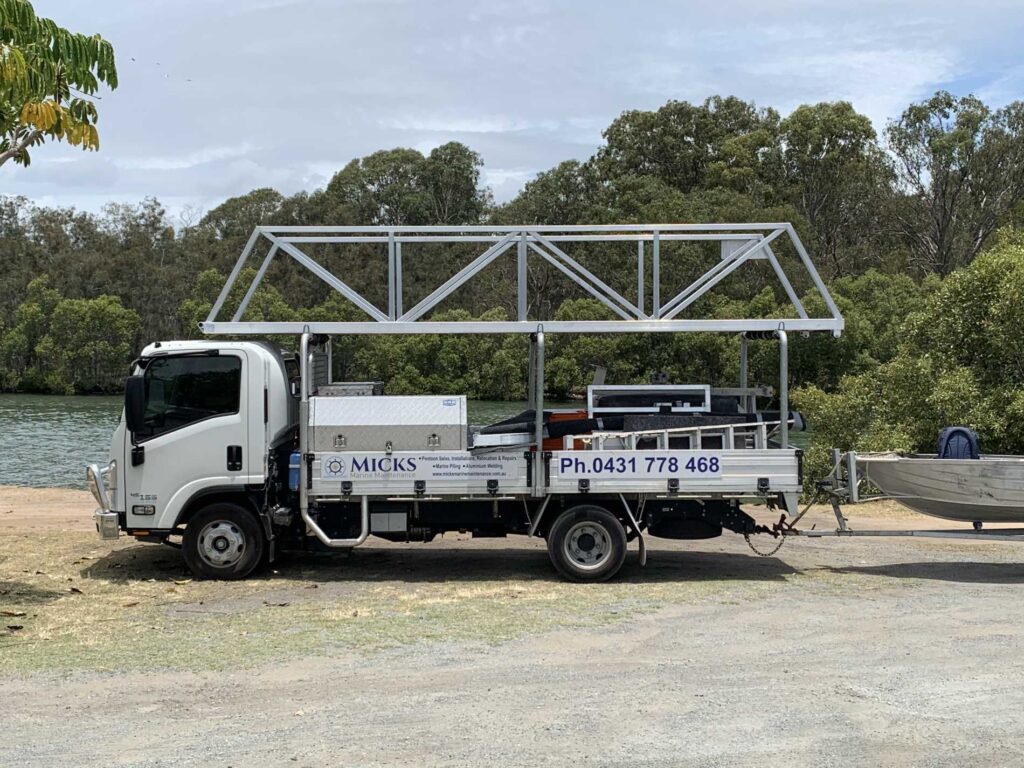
[394, 241, 403, 317]
[517, 231, 528, 321]
[387, 231, 396, 320]
[298, 331, 312, 528]
[527, 336, 536, 410]
[739, 333, 749, 411]
[777, 329, 788, 449]
[533, 327, 546, 498]
[636, 240, 644, 316]
[652, 230, 661, 317]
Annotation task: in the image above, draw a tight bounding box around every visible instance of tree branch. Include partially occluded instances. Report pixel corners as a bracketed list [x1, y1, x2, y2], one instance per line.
[0, 129, 42, 167]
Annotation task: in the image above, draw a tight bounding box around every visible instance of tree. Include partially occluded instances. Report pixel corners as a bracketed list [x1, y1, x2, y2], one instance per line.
[886, 91, 1024, 274]
[421, 142, 490, 224]
[780, 102, 890, 276]
[36, 294, 140, 392]
[794, 231, 1024, 482]
[317, 144, 489, 227]
[595, 96, 782, 198]
[494, 160, 597, 225]
[199, 188, 284, 240]
[0, 0, 117, 166]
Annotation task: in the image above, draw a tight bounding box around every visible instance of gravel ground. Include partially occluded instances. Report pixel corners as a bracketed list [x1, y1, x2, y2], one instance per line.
[3, 487, 1024, 767]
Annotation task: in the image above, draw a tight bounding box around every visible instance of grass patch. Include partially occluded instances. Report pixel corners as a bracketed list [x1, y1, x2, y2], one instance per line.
[0, 531, 807, 675]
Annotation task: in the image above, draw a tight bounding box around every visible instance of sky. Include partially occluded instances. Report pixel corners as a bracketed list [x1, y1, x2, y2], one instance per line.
[4, 0, 1024, 222]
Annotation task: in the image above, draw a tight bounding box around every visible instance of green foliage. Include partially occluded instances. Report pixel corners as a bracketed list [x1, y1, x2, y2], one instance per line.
[0, 275, 139, 393]
[886, 91, 1024, 274]
[795, 232, 1024, 481]
[780, 102, 890, 275]
[0, 0, 117, 166]
[5, 85, 1024, 501]
[314, 143, 489, 226]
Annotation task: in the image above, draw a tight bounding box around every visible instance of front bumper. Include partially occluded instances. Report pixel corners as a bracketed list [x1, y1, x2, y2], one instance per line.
[94, 509, 120, 540]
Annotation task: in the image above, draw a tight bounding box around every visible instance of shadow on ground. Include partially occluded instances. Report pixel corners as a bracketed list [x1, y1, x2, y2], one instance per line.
[0, 580, 66, 606]
[82, 540, 800, 585]
[826, 561, 1024, 585]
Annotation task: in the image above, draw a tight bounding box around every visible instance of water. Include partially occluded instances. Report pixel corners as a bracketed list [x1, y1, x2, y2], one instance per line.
[0, 395, 537, 489]
[0, 394, 807, 488]
[0, 394, 124, 488]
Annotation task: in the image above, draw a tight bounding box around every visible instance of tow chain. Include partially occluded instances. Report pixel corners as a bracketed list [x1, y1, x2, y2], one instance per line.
[743, 513, 793, 557]
[744, 532, 786, 557]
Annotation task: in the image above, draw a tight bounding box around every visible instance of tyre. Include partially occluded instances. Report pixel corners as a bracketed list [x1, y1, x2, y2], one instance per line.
[546, 504, 627, 582]
[182, 502, 264, 580]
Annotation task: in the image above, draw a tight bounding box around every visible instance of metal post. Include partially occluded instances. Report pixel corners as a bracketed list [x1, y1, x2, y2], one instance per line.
[388, 231, 396, 319]
[777, 329, 788, 449]
[652, 230, 661, 317]
[395, 241, 403, 317]
[527, 337, 536, 410]
[637, 240, 644, 316]
[739, 333, 748, 411]
[533, 326, 545, 498]
[518, 231, 527, 321]
[298, 331, 311, 527]
[739, 334, 748, 388]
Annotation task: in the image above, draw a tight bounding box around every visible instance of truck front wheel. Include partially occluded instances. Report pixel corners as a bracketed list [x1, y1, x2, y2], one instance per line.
[183, 503, 264, 580]
[546, 505, 627, 582]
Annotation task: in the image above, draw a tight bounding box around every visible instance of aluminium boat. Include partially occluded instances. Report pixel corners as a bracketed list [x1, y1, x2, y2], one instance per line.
[859, 453, 1024, 523]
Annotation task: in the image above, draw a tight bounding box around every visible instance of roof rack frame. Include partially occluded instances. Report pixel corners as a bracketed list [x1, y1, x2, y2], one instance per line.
[201, 223, 844, 336]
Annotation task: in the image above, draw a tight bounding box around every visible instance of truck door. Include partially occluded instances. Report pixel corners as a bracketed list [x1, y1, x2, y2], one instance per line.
[123, 350, 249, 531]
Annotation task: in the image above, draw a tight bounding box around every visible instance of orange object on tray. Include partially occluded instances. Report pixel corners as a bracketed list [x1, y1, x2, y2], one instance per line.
[543, 410, 588, 451]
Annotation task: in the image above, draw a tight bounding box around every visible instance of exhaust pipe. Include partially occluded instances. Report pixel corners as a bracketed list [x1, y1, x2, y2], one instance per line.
[301, 494, 371, 548]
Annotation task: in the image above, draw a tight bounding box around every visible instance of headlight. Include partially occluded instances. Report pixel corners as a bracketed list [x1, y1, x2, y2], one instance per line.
[102, 460, 117, 497]
[86, 463, 110, 509]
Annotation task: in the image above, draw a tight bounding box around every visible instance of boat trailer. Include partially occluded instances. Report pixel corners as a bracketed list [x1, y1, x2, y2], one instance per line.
[774, 448, 1024, 544]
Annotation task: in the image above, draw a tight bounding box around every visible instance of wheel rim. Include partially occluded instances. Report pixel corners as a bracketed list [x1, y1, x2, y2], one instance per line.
[563, 520, 612, 571]
[197, 520, 246, 568]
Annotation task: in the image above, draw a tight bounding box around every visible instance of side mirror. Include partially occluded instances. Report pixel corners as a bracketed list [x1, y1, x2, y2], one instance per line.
[124, 375, 146, 436]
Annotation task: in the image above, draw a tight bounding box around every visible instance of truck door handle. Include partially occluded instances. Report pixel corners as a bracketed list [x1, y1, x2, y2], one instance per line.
[227, 445, 243, 471]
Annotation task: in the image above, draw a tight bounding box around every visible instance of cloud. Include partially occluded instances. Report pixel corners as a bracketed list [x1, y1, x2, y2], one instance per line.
[114, 142, 257, 171]
[5, 0, 1023, 217]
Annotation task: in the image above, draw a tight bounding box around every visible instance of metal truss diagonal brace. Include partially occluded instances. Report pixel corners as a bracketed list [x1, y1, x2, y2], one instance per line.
[528, 242, 634, 320]
[660, 229, 785, 320]
[207, 228, 261, 324]
[529, 231, 643, 318]
[232, 243, 280, 322]
[400, 233, 517, 322]
[273, 238, 389, 322]
[765, 244, 807, 319]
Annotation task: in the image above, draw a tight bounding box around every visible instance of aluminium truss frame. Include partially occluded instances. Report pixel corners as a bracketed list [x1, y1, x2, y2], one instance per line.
[201, 223, 844, 337]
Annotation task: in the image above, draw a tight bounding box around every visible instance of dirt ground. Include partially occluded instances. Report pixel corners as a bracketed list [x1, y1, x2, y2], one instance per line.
[3, 486, 1024, 767]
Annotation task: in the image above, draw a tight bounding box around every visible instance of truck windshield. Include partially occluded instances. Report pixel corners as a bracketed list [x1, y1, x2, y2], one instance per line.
[138, 355, 242, 440]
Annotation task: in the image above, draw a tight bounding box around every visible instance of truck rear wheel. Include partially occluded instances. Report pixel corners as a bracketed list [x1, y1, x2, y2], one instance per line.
[546, 505, 627, 582]
[183, 503, 264, 580]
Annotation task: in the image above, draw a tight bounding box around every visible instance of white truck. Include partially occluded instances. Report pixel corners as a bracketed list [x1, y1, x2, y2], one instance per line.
[87, 223, 844, 582]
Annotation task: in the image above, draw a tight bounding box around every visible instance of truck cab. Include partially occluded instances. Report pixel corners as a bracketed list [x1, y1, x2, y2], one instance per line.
[89, 340, 296, 576]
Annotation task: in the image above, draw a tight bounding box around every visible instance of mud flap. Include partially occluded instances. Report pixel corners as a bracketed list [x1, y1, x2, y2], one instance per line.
[619, 494, 647, 567]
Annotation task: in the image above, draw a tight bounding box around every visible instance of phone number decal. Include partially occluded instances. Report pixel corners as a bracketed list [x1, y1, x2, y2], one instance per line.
[556, 452, 722, 478]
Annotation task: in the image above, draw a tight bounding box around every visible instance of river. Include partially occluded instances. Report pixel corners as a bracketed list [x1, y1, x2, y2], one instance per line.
[0, 394, 807, 488]
[0, 395, 536, 488]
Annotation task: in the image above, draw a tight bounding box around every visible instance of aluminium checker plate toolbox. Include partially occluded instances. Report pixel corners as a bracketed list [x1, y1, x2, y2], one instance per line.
[309, 395, 468, 452]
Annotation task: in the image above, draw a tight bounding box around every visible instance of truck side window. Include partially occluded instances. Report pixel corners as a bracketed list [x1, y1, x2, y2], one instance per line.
[139, 355, 242, 440]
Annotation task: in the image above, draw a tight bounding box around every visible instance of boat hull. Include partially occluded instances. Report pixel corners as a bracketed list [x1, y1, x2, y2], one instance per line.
[860, 454, 1024, 523]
